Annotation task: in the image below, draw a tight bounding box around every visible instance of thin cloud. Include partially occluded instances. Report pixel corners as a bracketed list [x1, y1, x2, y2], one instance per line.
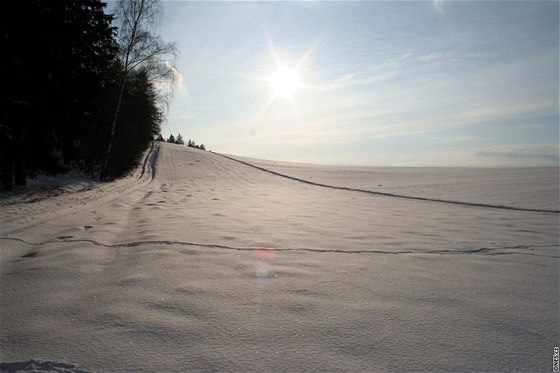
[171, 67, 186, 92]
[172, 112, 196, 121]
[433, 0, 445, 14]
[474, 145, 559, 163]
[310, 51, 459, 94]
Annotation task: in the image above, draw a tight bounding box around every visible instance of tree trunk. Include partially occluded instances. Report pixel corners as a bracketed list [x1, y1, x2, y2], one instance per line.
[100, 73, 126, 181]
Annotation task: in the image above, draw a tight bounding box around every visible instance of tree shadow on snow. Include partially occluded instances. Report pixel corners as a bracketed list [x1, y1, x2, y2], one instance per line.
[0, 360, 90, 373]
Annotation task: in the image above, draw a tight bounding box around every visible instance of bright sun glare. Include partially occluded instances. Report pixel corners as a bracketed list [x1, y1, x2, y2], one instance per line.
[268, 67, 301, 100]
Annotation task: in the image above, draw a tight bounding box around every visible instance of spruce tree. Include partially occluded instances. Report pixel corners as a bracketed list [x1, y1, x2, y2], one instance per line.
[176, 133, 184, 145]
[2, 0, 117, 188]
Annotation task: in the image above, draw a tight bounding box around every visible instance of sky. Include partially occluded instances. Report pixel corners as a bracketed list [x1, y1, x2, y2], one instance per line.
[153, 0, 558, 167]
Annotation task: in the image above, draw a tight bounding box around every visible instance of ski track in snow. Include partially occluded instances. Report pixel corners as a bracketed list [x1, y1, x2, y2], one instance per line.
[0, 142, 158, 235]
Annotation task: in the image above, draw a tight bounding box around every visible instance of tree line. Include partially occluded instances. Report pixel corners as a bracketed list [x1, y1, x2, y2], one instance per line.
[156, 133, 207, 151]
[1, 0, 176, 190]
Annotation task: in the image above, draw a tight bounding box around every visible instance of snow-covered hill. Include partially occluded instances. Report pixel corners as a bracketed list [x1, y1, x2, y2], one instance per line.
[1, 142, 558, 372]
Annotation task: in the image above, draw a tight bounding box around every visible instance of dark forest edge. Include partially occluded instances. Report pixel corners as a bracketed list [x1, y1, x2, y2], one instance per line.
[1, 0, 176, 191]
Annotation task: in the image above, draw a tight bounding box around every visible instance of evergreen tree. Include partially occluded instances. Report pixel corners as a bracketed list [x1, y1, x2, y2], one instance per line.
[176, 133, 184, 145]
[167, 134, 175, 144]
[2, 0, 117, 189]
[1, 0, 172, 187]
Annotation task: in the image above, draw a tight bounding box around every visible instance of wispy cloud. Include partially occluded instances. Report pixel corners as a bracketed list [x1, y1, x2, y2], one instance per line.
[433, 0, 445, 14]
[172, 112, 196, 121]
[308, 50, 460, 94]
[171, 67, 186, 92]
[474, 144, 559, 163]
[435, 135, 479, 144]
[298, 49, 558, 142]
[152, 66, 186, 99]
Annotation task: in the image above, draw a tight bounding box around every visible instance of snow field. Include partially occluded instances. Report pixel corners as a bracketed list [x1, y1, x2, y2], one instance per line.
[1, 142, 558, 372]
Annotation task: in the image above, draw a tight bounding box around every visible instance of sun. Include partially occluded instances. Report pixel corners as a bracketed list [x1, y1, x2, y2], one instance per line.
[268, 67, 301, 100]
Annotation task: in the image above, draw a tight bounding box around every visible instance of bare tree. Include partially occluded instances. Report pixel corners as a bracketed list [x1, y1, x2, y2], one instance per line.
[101, 0, 177, 180]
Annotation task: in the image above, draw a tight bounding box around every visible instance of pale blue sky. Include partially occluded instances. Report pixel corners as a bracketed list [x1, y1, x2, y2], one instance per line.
[156, 0, 558, 167]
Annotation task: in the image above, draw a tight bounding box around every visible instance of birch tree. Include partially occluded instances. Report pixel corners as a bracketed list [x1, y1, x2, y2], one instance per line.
[101, 0, 176, 180]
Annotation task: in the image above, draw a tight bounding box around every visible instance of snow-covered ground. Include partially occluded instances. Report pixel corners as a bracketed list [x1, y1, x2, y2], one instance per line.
[1, 142, 558, 372]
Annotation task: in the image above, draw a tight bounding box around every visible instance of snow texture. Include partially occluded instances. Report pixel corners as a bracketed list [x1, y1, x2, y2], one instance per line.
[1, 142, 558, 372]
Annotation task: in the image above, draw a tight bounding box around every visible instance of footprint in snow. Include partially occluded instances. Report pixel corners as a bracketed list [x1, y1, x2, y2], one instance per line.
[56, 235, 73, 241]
[21, 251, 37, 259]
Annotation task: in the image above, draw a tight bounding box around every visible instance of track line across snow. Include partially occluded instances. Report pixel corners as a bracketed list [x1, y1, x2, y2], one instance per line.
[3, 237, 558, 258]
[217, 153, 560, 214]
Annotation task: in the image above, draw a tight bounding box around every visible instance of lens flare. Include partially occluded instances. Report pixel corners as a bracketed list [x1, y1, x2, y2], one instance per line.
[254, 247, 277, 314]
[254, 247, 277, 282]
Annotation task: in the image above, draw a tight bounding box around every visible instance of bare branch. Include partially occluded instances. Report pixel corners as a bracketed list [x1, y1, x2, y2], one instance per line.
[101, 0, 178, 180]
